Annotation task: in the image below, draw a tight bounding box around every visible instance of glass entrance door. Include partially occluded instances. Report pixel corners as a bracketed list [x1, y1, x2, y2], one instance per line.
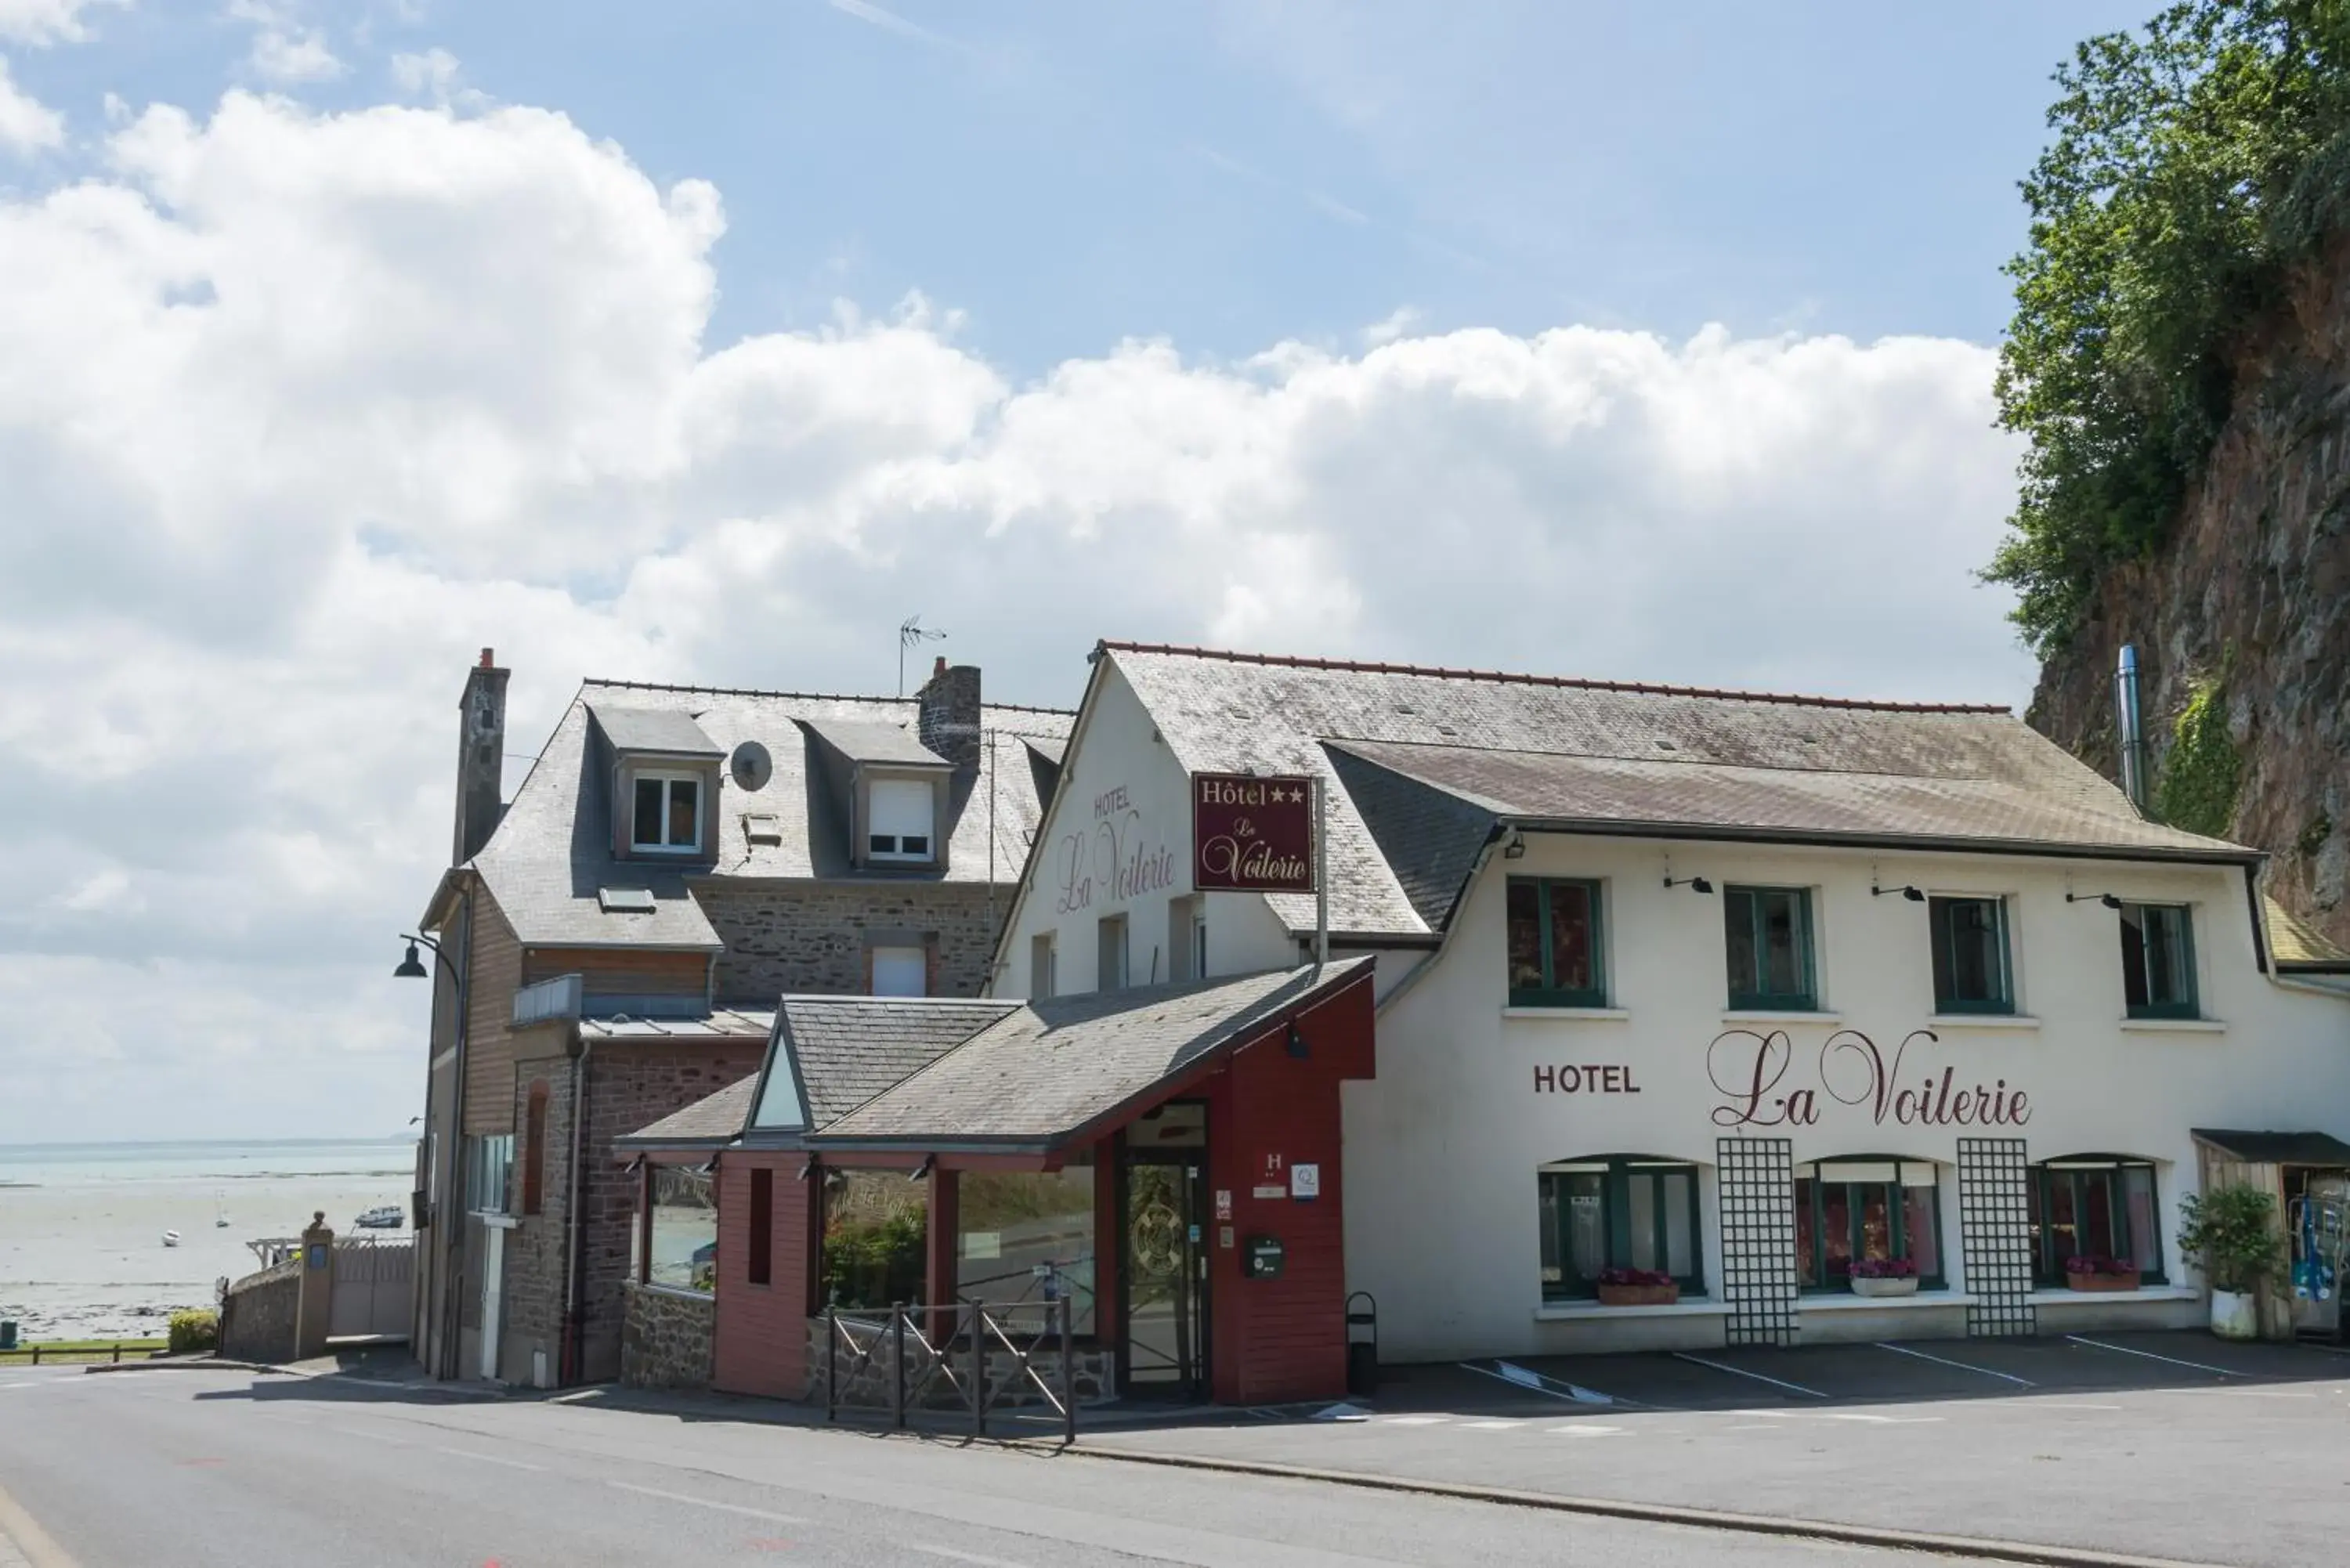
[1123, 1151, 1208, 1397]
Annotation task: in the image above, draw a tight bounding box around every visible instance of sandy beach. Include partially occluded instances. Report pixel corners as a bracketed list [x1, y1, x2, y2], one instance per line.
[0, 1140, 415, 1341]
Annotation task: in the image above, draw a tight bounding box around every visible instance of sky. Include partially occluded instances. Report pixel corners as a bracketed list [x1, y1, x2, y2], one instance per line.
[0, 0, 2153, 1143]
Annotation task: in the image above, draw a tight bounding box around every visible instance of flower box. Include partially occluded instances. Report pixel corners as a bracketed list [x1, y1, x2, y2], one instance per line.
[1595, 1282, 1680, 1307]
[1850, 1275, 1922, 1299]
[2066, 1269, 2142, 1292]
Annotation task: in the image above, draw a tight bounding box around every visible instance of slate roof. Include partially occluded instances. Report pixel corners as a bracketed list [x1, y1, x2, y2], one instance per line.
[809, 960, 1376, 1148]
[2267, 897, 2350, 971]
[580, 1008, 776, 1042]
[804, 719, 953, 768]
[587, 703, 725, 757]
[617, 1076, 759, 1146]
[778, 998, 1019, 1127]
[1101, 644, 2257, 941]
[461, 681, 1072, 948]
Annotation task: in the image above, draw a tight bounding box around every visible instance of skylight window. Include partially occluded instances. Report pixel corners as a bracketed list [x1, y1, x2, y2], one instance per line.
[598, 887, 656, 914]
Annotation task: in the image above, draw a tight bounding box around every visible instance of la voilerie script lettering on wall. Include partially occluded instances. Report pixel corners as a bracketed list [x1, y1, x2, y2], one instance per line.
[1054, 782, 1177, 915]
[1706, 1028, 2030, 1130]
[1192, 772, 1317, 894]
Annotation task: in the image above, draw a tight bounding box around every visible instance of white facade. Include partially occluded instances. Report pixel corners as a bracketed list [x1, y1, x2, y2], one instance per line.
[994, 651, 2350, 1360]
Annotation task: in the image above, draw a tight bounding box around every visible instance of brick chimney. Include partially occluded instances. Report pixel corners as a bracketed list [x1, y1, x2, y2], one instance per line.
[916, 657, 982, 771]
[452, 647, 510, 865]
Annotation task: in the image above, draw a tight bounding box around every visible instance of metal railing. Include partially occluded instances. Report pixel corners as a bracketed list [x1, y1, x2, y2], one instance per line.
[822, 1298, 1077, 1444]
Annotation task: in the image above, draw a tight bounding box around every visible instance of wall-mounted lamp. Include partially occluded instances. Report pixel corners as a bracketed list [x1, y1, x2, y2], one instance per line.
[2066, 891, 2124, 910]
[1285, 1020, 1311, 1060]
[1871, 881, 1925, 902]
[1662, 874, 1713, 894]
[1500, 827, 1527, 860]
[908, 1154, 935, 1182]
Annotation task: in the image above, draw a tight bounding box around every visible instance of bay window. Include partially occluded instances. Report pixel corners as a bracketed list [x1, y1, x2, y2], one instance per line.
[1538, 1156, 1702, 1300]
[1794, 1159, 1944, 1290]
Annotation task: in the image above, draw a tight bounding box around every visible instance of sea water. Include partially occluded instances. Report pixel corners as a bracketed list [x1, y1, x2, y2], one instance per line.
[0, 1139, 415, 1340]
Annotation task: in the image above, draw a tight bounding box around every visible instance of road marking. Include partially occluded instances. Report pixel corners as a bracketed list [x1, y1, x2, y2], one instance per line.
[331, 1424, 411, 1447]
[905, 1547, 1032, 1568]
[2182, 1388, 2317, 1400]
[1376, 1414, 1449, 1426]
[2031, 1402, 2124, 1411]
[1543, 1424, 1625, 1437]
[1672, 1353, 1826, 1399]
[435, 1447, 545, 1471]
[2064, 1335, 2240, 1377]
[0, 1480, 81, 1568]
[1875, 1341, 2035, 1387]
[1726, 1409, 1943, 1425]
[606, 1482, 806, 1525]
[1456, 1419, 1518, 1430]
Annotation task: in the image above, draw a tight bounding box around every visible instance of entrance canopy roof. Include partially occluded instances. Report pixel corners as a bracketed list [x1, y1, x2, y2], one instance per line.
[2192, 1129, 2350, 1166]
[616, 959, 1375, 1158]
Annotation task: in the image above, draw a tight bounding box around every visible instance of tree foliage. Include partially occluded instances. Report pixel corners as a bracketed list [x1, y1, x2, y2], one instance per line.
[1991, 0, 2350, 652]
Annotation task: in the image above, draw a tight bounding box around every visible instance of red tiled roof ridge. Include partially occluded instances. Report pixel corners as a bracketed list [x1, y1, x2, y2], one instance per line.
[1097, 641, 2012, 716]
[580, 676, 1073, 717]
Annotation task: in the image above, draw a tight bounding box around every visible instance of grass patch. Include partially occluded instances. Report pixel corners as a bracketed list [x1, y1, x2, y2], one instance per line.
[0, 1337, 170, 1364]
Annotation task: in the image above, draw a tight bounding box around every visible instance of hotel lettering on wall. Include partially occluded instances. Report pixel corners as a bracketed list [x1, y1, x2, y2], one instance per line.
[1706, 1028, 2030, 1130]
[1191, 772, 1317, 894]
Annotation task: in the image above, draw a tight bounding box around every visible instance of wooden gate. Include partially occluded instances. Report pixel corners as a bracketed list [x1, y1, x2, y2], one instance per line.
[329, 1236, 414, 1341]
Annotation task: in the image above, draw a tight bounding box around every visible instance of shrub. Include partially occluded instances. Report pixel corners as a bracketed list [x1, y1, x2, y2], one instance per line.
[2176, 1184, 2285, 1292]
[168, 1310, 219, 1356]
[2153, 676, 2243, 836]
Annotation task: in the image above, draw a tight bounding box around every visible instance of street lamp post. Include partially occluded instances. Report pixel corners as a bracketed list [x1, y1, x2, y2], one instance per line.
[394, 912, 469, 1380]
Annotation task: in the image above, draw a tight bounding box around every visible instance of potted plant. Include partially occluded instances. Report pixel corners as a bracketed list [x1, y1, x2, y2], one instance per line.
[2062, 1255, 2142, 1292]
[2177, 1185, 2284, 1340]
[1849, 1258, 1921, 1298]
[1594, 1268, 1679, 1306]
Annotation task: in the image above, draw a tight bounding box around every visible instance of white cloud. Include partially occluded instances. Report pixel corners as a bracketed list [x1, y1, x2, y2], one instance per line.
[0, 52, 62, 150]
[390, 46, 477, 108]
[0, 0, 122, 47]
[0, 89, 2030, 1140]
[248, 25, 340, 81]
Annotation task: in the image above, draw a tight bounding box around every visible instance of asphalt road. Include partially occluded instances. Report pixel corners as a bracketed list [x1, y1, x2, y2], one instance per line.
[0, 1363, 1969, 1568]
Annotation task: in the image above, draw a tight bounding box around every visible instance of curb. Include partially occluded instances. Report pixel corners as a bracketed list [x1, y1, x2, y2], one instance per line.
[82, 1357, 291, 1375]
[1061, 1443, 2226, 1568]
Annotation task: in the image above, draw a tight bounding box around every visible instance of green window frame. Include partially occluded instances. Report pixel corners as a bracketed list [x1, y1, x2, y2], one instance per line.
[2120, 903, 2197, 1019]
[1723, 885, 1817, 1010]
[1929, 895, 2014, 1014]
[2028, 1158, 2165, 1284]
[1506, 877, 1607, 1007]
[1793, 1159, 1946, 1291]
[1537, 1156, 1703, 1300]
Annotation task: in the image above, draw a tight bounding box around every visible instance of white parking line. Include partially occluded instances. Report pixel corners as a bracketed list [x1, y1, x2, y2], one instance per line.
[1726, 1409, 1943, 1425]
[1672, 1353, 1826, 1399]
[906, 1546, 1031, 1568]
[2031, 1402, 2124, 1411]
[434, 1447, 544, 1471]
[1456, 1420, 1518, 1430]
[1876, 1340, 2034, 1387]
[2064, 1335, 2240, 1377]
[607, 1482, 806, 1525]
[1376, 1414, 1449, 1426]
[1543, 1424, 1625, 1437]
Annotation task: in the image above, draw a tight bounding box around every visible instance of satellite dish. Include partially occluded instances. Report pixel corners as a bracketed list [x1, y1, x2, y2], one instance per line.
[730, 740, 773, 792]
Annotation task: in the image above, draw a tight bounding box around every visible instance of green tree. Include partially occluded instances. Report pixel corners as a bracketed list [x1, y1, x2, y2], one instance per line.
[1991, 0, 2350, 652]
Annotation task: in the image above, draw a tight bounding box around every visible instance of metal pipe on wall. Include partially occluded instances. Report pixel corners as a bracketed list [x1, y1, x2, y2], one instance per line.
[2115, 643, 2149, 814]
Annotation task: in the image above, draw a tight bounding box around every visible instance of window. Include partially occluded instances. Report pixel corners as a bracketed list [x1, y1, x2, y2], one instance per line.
[1031, 932, 1057, 999]
[957, 1157, 1096, 1335]
[1930, 896, 2013, 1014]
[631, 772, 703, 854]
[1725, 886, 1817, 1010]
[822, 1169, 928, 1310]
[747, 1169, 774, 1287]
[1794, 1160, 1944, 1290]
[870, 945, 927, 997]
[521, 1083, 548, 1217]
[2029, 1158, 2164, 1284]
[868, 777, 935, 862]
[1506, 878, 1606, 1007]
[1097, 913, 1128, 992]
[464, 1133, 515, 1215]
[2120, 903, 2197, 1018]
[1537, 1157, 1701, 1300]
[649, 1165, 717, 1293]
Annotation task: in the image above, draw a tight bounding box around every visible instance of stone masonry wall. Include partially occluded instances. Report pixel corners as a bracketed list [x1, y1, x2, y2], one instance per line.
[219, 1259, 301, 1364]
[497, 1050, 576, 1387]
[699, 882, 1006, 1005]
[621, 1282, 714, 1389]
[807, 1313, 1113, 1411]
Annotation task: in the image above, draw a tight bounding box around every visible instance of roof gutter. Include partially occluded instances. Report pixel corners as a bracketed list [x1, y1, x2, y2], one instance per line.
[1496, 815, 2265, 868]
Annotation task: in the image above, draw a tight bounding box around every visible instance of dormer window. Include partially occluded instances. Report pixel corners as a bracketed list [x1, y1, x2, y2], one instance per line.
[867, 777, 935, 862]
[631, 771, 703, 854]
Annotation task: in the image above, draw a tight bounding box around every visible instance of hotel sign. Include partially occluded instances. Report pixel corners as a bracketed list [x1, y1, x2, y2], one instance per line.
[1708, 1028, 2031, 1130]
[1192, 772, 1317, 894]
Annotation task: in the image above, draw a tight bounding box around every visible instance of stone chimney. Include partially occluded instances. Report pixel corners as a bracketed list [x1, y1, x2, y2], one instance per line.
[916, 657, 982, 771]
[452, 647, 510, 865]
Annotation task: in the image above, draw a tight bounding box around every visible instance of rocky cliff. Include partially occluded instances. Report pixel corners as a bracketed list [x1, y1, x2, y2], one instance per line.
[2027, 239, 2350, 950]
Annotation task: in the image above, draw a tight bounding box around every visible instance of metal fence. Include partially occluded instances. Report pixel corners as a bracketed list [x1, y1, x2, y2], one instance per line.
[822, 1299, 1077, 1443]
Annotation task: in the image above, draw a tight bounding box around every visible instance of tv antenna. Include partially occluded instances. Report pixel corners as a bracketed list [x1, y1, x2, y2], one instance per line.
[898, 615, 946, 696]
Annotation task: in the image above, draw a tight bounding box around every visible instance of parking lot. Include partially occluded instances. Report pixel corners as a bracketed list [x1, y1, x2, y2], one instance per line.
[1084, 1332, 2350, 1568]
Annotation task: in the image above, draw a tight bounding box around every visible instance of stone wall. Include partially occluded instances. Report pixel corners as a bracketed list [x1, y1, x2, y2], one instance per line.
[495, 1053, 576, 1387]
[699, 882, 1005, 1005]
[806, 1313, 1114, 1412]
[219, 1259, 301, 1364]
[621, 1282, 714, 1389]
